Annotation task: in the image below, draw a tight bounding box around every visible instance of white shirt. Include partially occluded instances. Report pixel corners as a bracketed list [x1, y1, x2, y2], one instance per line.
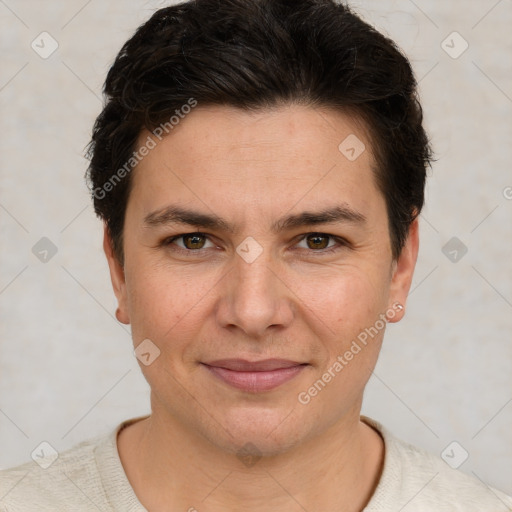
[1, 415, 511, 511]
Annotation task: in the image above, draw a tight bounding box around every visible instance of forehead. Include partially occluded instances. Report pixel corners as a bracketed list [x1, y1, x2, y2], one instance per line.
[142, 103, 373, 165]
[128, 104, 382, 222]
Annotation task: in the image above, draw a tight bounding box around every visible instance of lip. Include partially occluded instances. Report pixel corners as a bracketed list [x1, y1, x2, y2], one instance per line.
[202, 359, 307, 392]
[204, 358, 303, 371]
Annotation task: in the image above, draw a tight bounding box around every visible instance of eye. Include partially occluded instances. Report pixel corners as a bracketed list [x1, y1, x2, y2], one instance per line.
[164, 232, 215, 252]
[295, 232, 345, 254]
[162, 231, 347, 256]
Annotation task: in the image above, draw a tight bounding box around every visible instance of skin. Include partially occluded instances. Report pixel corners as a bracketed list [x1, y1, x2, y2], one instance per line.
[105, 104, 419, 511]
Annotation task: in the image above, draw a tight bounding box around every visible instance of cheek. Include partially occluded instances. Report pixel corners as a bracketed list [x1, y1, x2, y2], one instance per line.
[298, 271, 388, 398]
[124, 261, 217, 346]
[292, 265, 389, 385]
[293, 264, 389, 333]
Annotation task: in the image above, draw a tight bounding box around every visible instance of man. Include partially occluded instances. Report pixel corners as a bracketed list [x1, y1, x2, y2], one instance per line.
[1, 0, 511, 510]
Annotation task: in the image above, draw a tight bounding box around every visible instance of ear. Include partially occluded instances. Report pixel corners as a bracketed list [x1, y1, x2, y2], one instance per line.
[103, 224, 130, 325]
[387, 217, 419, 323]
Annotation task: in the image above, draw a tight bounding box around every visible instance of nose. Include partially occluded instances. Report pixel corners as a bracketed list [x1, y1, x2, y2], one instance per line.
[215, 246, 294, 339]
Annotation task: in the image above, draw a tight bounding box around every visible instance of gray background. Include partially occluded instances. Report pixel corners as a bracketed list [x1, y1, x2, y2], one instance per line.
[1, 0, 511, 497]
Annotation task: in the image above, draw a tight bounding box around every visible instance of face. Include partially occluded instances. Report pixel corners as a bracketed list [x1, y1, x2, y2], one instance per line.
[105, 104, 418, 456]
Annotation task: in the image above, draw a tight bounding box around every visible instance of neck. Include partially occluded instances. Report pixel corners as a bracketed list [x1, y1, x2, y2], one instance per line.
[118, 402, 384, 512]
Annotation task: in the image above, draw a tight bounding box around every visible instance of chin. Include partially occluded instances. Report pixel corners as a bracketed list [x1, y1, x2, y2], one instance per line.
[200, 406, 312, 458]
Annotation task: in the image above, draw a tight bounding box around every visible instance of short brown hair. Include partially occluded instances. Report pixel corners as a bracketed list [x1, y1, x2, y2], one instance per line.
[86, 0, 435, 263]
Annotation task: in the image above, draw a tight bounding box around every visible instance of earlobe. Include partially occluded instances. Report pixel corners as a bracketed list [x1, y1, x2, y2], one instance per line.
[115, 307, 128, 323]
[103, 225, 130, 325]
[387, 218, 419, 323]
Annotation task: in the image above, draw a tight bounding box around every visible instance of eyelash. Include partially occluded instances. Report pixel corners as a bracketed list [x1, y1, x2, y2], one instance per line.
[162, 232, 348, 256]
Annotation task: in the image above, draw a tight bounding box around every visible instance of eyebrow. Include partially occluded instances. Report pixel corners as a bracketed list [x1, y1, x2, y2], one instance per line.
[143, 204, 367, 233]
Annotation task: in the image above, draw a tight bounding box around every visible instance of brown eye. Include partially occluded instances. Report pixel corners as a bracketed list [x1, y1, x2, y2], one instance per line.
[165, 232, 214, 252]
[305, 233, 330, 250]
[182, 233, 207, 249]
[295, 232, 346, 255]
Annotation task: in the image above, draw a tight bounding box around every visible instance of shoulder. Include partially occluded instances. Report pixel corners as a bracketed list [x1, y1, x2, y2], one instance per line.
[390, 437, 512, 510]
[362, 416, 512, 512]
[0, 432, 110, 512]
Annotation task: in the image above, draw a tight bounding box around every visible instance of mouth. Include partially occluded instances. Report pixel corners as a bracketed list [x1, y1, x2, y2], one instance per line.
[201, 358, 308, 392]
